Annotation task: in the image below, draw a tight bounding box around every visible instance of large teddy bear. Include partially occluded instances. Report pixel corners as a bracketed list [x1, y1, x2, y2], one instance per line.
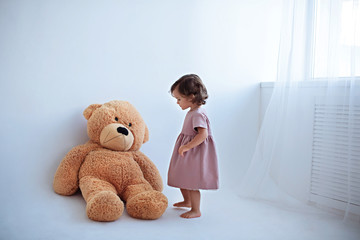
[53, 100, 168, 221]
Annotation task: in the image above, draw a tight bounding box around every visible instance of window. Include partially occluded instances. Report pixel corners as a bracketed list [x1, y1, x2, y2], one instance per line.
[312, 0, 360, 78]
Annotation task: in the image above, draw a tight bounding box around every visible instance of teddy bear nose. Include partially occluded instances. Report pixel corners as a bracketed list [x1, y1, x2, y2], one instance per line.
[117, 127, 129, 136]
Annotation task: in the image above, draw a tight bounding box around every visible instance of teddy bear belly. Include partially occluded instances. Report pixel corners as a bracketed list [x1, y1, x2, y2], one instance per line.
[78, 150, 143, 190]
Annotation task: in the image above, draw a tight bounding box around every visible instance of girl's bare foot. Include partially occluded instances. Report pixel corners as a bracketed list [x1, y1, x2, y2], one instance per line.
[173, 201, 191, 208]
[180, 210, 201, 219]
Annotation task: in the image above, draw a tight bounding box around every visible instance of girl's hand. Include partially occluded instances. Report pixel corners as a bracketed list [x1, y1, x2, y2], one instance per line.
[178, 127, 208, 157]
[178, 145, 190, 157]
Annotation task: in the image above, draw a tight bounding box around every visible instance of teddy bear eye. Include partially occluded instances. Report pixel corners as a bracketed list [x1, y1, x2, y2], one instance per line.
[115, 117, 119, 121]
[128, 123, 132, 127]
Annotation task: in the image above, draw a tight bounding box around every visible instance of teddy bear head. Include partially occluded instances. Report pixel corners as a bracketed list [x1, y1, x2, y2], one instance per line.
[83, 100, 149, 151]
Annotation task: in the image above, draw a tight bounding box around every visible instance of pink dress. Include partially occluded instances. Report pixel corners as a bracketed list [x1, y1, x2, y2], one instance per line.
[168, 108, 219, 190]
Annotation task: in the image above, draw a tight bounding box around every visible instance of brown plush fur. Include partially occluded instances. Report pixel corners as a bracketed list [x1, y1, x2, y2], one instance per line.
[53, 100, 168, 221]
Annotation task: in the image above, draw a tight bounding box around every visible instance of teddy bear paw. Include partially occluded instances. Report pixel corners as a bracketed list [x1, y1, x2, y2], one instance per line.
[86, 191, 124, 222]
[126, 191, 168, 220]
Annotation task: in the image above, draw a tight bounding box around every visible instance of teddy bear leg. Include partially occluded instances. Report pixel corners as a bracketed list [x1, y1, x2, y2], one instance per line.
[122, 181, 168, 220]
[80, 176, 124, 222]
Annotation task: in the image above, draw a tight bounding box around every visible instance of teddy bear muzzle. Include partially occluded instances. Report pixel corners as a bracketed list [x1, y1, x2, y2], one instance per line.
[100, 123, 134, 151]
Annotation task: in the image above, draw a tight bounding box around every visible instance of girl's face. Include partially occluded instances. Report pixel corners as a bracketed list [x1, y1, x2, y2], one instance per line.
[172, 87, 195, 110]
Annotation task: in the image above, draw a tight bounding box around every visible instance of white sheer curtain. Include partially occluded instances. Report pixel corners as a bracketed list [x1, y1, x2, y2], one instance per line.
[240, 0, 360, 222]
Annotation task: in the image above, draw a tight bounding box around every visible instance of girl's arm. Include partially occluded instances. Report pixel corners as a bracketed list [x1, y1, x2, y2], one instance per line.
[179, 127, 208, 156]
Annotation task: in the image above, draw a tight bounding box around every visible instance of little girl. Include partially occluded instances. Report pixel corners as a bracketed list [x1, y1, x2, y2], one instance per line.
[167, 74, 219, 219]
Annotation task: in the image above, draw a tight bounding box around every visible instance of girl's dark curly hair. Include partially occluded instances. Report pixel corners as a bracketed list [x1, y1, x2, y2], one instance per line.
[170, 74, 208, 106]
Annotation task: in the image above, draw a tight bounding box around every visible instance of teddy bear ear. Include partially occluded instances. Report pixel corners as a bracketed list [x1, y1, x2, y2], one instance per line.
[83, 104, 102, 120]
[143, 125, 149, 143]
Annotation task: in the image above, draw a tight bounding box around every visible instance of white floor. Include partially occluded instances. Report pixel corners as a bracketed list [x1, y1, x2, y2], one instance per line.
[2, 185, 359, 240]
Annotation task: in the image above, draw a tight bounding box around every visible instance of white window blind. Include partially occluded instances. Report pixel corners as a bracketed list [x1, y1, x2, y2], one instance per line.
[310, 98, 360, 213]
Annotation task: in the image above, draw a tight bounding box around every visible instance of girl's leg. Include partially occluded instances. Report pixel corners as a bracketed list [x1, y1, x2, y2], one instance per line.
[173, 188, 191, 208]
[180, 190, 201, 218]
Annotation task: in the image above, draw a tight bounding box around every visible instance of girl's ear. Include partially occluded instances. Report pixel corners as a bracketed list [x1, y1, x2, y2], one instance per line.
[187, 94, 195, 101]
[189, 94, 196, 103]
[143, 125, 149, 143]
[83, 104, 102, 120]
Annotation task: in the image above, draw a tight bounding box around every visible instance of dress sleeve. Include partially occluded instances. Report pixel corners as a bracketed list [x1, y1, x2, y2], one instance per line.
[192, 112, 208, 131]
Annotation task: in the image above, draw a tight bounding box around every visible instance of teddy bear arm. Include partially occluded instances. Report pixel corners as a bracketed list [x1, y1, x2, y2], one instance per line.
[132, 151, 163, 192]
[53, 142, 99, 195]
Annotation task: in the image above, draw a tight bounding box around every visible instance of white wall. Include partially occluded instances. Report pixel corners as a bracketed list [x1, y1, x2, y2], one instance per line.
[0, 0, 282, 208]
